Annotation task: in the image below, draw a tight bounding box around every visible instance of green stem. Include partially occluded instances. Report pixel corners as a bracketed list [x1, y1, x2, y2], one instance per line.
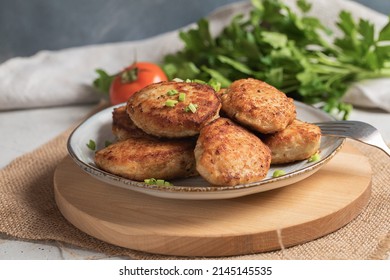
[121, 67, 138, 83]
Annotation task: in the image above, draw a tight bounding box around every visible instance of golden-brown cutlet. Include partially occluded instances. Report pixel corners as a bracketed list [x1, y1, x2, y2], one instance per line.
[112, 105, 152, 140]
[194, 117, 271, 186]
[220, 78, 296, 134]
[95, 137, 197, 181]
[262, 119, 321, 164]
[127, 81, 221, 138]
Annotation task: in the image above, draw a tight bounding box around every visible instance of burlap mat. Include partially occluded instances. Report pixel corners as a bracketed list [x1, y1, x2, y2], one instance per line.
[1, 109, 389, 260]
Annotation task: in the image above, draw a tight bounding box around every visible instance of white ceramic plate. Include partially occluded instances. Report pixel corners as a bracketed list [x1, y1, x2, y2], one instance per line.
[67, 101, 344, 200]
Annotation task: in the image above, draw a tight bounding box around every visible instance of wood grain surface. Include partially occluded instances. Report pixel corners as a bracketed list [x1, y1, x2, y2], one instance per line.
[54, 143, 372, 257]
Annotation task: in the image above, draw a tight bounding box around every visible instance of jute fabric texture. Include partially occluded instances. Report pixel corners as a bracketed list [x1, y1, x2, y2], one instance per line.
[1, 110, 389, 260]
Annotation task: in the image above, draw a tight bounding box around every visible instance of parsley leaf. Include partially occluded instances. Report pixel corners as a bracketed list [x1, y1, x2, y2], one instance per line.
[93, 69, 115, 95]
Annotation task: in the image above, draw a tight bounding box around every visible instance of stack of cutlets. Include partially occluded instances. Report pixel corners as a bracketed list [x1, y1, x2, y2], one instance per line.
[95, 78, 321, 186]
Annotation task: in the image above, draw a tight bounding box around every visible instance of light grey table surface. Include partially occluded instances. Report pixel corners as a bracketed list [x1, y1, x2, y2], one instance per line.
[0, 0, 389, 260]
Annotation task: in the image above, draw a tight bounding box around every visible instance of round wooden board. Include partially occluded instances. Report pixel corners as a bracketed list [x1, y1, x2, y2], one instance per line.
[54, 143, 372, 257]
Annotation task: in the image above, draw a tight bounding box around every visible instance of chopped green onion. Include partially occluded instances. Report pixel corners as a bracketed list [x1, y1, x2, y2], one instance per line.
[104, 140, 112, 147]
[144, 178, 156, 185]
[144, 178, 172, 186]
[185, 78, 207, 84]
[165, 99, 179, 107]
[183, 78, 220, 91]
[185, 103, 198, 113]
[167, 89, 178, 96]
[178, 92, 186, 102]
[308, 152, 321, 162]
[156, 179, 165, 186]
[172, 78, 184, 82]
[208, 79, 221, 92]
[86, 139, 96, 151]
[272, 169, 286, 178]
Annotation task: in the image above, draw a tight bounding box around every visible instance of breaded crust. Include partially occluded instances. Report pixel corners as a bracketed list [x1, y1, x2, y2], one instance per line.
[263, 119, 321, 164]
[95, 137, 197, 181]
[220, 78, 296, 134]
[194, 117, 271, 186]
[112, 105, 152, 141]
[127, 81, 221, 138]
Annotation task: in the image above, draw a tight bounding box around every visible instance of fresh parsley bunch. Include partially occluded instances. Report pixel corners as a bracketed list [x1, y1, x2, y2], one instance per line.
[162, 0, 390, 119]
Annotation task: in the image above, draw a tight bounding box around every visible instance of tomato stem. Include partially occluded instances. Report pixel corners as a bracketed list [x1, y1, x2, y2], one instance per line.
[121, 67, 138, 83]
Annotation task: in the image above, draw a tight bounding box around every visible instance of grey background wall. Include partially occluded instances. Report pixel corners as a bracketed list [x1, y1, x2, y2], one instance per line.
[0, 0, 389, 63]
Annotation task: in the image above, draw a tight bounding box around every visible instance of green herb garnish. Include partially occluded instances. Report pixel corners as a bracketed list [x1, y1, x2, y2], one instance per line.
[272, 169, 286, 178]
[104, 140, 112, 147]
[86, 139, 96, 151]
[165, 99, 179, 107]
[178, 92, 186, 101]
[144, 178, 172, 186]
[167, 89, 179, 96]
[308, 152, 321, 162]
[208, 79, 221, 92]
[185, 103, 198, 113]
[177, 77, 222, 92]
[92, 69, 115, 95]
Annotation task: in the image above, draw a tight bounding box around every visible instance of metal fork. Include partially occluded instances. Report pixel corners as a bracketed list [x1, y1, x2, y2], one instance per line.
[316, 120, 390, 158]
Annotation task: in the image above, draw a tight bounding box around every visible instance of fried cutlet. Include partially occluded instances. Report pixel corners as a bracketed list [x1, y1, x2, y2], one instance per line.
[127, 81, 221, 138]
[194, 117, 271, 186]
[95, 137, 197, 181]
[112, 105, 152, 141]
[262, 119, 321, 164]
[220, 78, 296, 134]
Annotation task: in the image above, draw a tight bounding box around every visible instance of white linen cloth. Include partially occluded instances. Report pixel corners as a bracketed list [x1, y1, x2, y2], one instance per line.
[0, 0, 389, 111]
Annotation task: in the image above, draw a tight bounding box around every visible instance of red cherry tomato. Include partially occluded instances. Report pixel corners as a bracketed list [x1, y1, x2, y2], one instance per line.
[109, 62, 168, 105]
